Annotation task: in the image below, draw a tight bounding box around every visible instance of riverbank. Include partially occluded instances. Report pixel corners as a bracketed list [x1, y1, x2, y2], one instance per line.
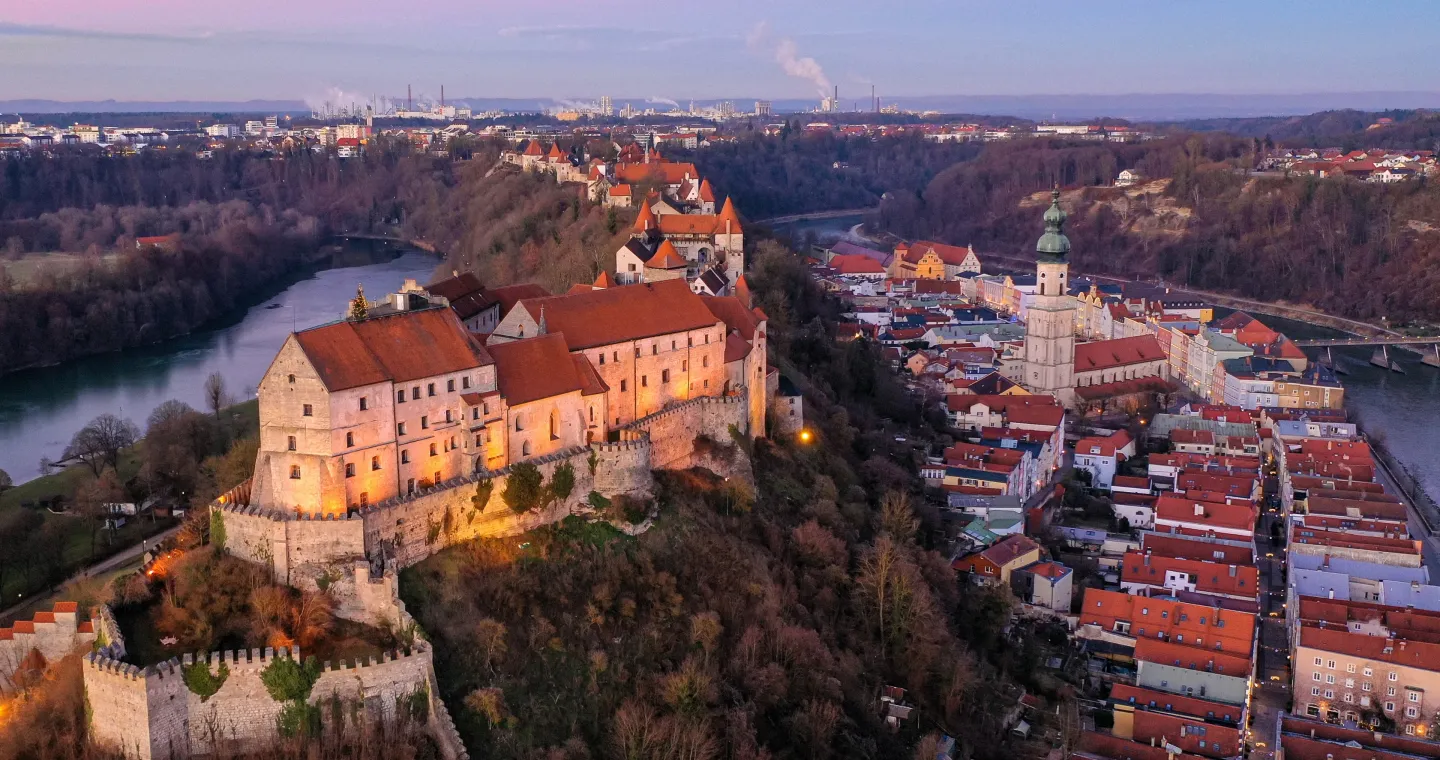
[0, 249, 440, 485]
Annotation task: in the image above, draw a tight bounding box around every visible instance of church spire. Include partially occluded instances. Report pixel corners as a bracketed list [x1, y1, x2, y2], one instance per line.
[1036, 186, 1070, 261]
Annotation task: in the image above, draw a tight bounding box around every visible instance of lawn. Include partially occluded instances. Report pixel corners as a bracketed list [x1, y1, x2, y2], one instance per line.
[0, 398, 258, 609]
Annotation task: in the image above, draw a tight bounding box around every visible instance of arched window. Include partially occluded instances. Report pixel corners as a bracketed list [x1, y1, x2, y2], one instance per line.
[549, 410, 559, 440]
[371, 456, 380, 471]
[522, 441, 531, 456]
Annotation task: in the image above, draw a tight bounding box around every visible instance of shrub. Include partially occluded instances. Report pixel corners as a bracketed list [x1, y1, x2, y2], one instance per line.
[503, 462, 544, 513]
[549, 462, 576, 502]
[260, 655, 321, 703]
[587, 491, 611, 512]
[182, 661, 229, 702]
[209, 508, 226, 552]
[276, 700, 322, 737]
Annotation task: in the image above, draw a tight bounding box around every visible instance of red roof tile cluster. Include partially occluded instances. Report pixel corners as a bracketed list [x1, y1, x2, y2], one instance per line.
[1141, 532, 1254, 565]
[1075, 429, 1133, 458]
[1299, 626, 1440, 669]
[489, 283, 552, 319]
[1111, 684, 1242, 723]
[1073, 335, 1166, 372]
[487, 333, 607, 406]
[427, 272, 499, 320]
[293, 308, 493, 392]
[900, 240, 975, 266]
[1289, 525, 1420, 557]
[827, 253, 886, 275]
[1134, 637, 1252, 677]
[1173, 471, 1257, 500]
[1122, 551, 1258, 599]
[1080, 588, 1256, 654]
[1278, 716, 1440, 760]
[1171, 428, 1215, 446]
[514, 279, 721, 351]
[1075, 731, 1210, 760]
[1155, 494, 1257, 533]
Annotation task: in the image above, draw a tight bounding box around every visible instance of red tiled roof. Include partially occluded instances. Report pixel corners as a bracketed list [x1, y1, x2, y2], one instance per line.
[523, 140, 544, 156]
[514, 278, 721, 351]
[904, 240, 974, 266]
[1075, 731, 1210, 760]
[1155, 494, 1257, 532]
[1111, 684, 1242, 722]
[1300, 626, 1440, 669]
[1121, 551, 1258, 598]
[1073, 335, 1167, 372]
[724, 333, 750, 363]
[1140, 532, 1253, 565]
[427, 272, 498, 320]
[488, 333, 593, 406]
[647, 240, 687, 269]
[1133, 636, 1252, 676]
[632, 201, 657, 233]
[716, 197, 742, 233]
[292, 308, 493, 392]
[1081, 588, 1256, 655]
[656, 214, 721, 236]
[978, 534, 1041, 566]
[828, 253, 886, 275]
[1075, 429, 1133, 458]
[1073, 376, 1178, 401]
[52, 602, 78, 613]
[609, 183, 633, 197]
[1024, 561, 1071, 580]
[702, 295, 763, 342]
[489, 283, 552, 318]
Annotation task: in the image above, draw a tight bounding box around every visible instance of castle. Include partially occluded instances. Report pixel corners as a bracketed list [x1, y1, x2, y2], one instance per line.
[251, 276, 767, 517]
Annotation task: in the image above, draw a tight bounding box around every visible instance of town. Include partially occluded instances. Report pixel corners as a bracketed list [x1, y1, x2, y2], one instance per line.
[801, 185, 1440, 759]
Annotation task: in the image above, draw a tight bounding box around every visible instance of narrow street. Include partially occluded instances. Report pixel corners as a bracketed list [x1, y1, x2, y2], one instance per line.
[1248, 473, 1289, 759]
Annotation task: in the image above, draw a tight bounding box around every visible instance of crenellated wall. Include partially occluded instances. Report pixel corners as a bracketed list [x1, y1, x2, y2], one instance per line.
[621, 392, 750, 471]
[84, 642, 467, 760]
[216, 437, 655, 582]
[0, 602, 97, 693]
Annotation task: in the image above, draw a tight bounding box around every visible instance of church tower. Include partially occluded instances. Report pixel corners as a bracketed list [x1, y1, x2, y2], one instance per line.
[1022, 188, 1076, 403]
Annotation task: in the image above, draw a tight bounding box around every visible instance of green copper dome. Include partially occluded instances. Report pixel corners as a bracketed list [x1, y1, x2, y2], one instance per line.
[1036, 187, 1070, 260]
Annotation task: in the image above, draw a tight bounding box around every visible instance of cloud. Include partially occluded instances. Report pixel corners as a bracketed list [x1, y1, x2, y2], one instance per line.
[0, 22, 214, 43]
[746, 22, 831, 98]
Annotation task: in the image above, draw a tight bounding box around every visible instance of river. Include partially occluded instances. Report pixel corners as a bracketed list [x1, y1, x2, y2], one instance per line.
[0, 247, 440, 483]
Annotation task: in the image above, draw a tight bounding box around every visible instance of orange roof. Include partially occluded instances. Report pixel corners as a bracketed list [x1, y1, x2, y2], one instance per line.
[614, 162, 699, 186]
[488, 333, 596, 406]
[489, 283, 551, 318]
[1024, 561, 1071, 580]
[1074, 335, 1166, 372]
[724, 332, 751, 363]
[733, 276, 752, 307]
[716, 197, 742, 233]
[572, 354, 608, 396]
[52, 601, 78, 613]
[702, 295, 763, 341]
[547, 143, 565, 159]
[647, 240, 687, 269]
[609, 183, 633, 197]
[1077, 731, 1210, 760]
[1155, 494, 1257, 532]
[1140, 532, 1253, 565]
[698, 178, 715, 202]
[1133, 636, 1252, 676]
[292, 308, 493, 392]
[1075, 429, 1132, 457]
[1110, 684, 1243, 723]
[905, 240, 973, 266]
[1121, 551, 1259, 599]
[592, 271, 614, 288]
[1082, 588, 1256, 654]
[655, 214, 721, 236]
[514, 278, 721, 351]
[828, 253, 886, 275]
[1300, 626, 1440, 669]
[632, 201, 656, 233]
[523, 140, 544, 156]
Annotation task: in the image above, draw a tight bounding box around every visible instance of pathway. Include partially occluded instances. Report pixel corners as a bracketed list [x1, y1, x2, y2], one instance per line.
[753, 207, 878, 225]
[0, 524, 179, 622]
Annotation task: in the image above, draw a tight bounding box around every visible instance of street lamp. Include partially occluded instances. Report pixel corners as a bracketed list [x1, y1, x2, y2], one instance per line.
[798, 428, 814, 445]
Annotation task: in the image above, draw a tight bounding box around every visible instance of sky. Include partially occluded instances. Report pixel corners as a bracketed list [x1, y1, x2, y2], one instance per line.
[3, 0, 1440, 104]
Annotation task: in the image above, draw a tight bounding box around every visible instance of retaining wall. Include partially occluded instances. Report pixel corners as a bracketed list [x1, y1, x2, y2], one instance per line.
[621, 392, 749, 471]
[216, 437, 654, 581]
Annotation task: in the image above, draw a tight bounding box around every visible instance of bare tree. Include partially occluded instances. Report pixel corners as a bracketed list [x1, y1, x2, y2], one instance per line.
[204, 373, 228, 419]
[63, 414, 139, 476]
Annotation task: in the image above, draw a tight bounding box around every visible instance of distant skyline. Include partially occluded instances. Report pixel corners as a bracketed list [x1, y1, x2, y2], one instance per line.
[3, 0, 1440, 105]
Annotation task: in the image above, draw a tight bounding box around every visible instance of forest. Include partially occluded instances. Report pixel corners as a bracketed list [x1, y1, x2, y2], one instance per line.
[393, 242, 1060, 760]
[872, 134, 1440, 322]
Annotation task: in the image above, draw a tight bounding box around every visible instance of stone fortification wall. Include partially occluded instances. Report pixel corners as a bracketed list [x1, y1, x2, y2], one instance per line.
[84, 643, 461, 760]
[623, 392, 750, 472]
[0, 603, 97, 693]
[215, 438, 654, 580]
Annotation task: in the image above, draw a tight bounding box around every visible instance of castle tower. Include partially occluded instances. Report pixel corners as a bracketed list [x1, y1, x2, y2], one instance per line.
[1022, 188, 1076, 403]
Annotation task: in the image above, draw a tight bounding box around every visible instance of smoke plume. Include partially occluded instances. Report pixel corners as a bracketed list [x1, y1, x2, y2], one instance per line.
[748, 22, 831, 98]
[647, 97, 681, 109]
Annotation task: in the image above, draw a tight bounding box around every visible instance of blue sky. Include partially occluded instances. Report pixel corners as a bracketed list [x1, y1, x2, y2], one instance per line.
[2, 0, 1438, 103]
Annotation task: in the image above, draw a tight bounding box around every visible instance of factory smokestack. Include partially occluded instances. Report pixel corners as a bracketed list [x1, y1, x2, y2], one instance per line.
[441, 85, 445, 108]
[407, 85, 412, 112]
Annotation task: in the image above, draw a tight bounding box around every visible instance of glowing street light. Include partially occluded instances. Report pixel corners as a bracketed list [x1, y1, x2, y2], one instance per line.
[798, 429, 814, 444]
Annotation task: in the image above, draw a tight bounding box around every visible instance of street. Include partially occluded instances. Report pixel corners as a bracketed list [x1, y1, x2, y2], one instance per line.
[1247, 474, 1289, 760]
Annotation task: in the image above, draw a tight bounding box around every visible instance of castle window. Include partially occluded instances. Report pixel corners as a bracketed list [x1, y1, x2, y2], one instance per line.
[635, 347, 641, 358]
[397, 422, 406, 437]
[549, 411, 558, 440]
[662, 369, 670, 383]
[290, 466, 301, 479]
[371, 456, 380, 471]
[705, 334, 709, 344]
[515, 415, 523, 431]
[642, 375, 648, 387]
[652, 345, 658, 355]
[302, 404, 313, 417]
[287, 435, 296, 451]
[522, 441, 531, 456]
[447, 379, 455, 392]
[430, 443, 437, 457]
[682, 360, 688, 372]
[397, 391, 406, 404]
[428, 383, 436, 397]
[287, 374, 296, 384]
[613, 351, 619, 362]
[345, 463, 355, 478]
[421, 416, 429, 429]
[703, 356, 709, 368]
[462, 376, 471, 390]
[472, 408, 479, 421]
[412, 387, 420, 400]
[345, 432, 354, 448]
[434, 471, 441, 485]
[599, 353, 605, 365]
[474, 434, 482, 446]
[620, 380, 627, 392]
[671, 340, 677, 350]
[688, 337, 693, 347]
[445, 410, 453, 423]
[359, 397, 368, 411]
[450, 436, 457, 449]
[401, 450, 410, 464]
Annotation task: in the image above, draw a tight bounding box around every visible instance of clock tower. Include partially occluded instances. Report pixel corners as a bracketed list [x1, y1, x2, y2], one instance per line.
[1022, 188, 1077, 404]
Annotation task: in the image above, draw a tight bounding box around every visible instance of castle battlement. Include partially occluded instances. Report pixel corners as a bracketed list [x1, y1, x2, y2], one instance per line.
[83, 651, 147, 681]
[621, 389, 748, 431]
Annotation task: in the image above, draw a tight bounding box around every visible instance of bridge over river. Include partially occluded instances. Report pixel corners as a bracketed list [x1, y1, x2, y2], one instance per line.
[1293, 336, 1440, 348]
